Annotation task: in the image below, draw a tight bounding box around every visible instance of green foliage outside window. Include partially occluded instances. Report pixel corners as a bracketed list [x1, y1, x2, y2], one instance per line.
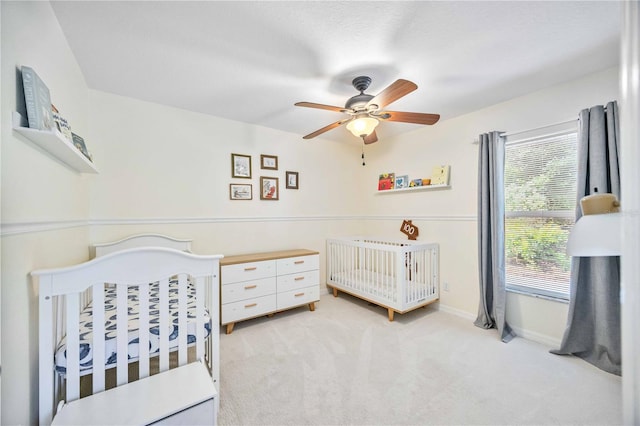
[505, 218, 571, 272]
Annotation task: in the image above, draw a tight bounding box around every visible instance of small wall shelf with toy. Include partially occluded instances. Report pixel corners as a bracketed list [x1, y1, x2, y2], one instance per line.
[376, 165, 450, 194]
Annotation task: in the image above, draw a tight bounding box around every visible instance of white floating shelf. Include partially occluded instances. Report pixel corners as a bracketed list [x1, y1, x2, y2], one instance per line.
[375, 184, 451, 194]
[11, 112, 98, 174]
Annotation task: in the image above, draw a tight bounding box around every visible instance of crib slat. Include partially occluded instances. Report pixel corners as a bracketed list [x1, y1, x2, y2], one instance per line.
[177, 274, 188, 366]
[92, 283, 106, 393]
[138, 282, 150, 379]
[209, 273, 220, 389]
[159, 278, 169, 372]
[66, 293, 81, 402]
[116, 284, 128, 385]
[39, 281, 55, 424]
[195, 276, 205, 361]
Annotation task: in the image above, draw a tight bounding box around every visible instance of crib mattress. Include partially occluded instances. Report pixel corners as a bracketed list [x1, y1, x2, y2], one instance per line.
[54, 279, 211, 375]
[331, 269, 431, 302]
[331, 269, 398, 299]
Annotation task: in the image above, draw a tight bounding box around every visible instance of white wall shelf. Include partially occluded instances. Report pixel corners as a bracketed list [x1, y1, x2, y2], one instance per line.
[375, 184, 451, 194]
[11, 112, 98, 174]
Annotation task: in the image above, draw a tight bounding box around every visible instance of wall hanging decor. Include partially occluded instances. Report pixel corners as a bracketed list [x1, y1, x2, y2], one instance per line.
[231, 153, 252, 178]
[400, 219, 420, 240]
[229, 183, 252, 200]
[286, 171, 299, 189]
[260, 154, 278, 170]
[260, 176, 279, 200]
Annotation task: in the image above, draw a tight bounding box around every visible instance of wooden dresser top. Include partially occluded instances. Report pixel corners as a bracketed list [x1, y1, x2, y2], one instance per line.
[220, 249, 319, 266]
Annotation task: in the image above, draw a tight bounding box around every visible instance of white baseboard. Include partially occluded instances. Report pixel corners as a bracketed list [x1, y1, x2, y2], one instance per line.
[436, 303, 476, 321]
[508, 325, 562, 349]
[437, 303, 562, 349]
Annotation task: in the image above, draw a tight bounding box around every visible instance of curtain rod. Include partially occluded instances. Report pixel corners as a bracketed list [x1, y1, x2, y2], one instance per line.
[500, 118, 578, 138]
[472, 117, 578, 144]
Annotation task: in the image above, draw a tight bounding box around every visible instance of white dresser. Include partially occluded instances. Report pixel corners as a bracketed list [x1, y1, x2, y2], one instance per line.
[220, 249, 319, 334]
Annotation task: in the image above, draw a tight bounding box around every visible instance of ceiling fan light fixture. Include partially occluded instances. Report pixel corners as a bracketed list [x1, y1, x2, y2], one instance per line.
[347, 116, 379, 138]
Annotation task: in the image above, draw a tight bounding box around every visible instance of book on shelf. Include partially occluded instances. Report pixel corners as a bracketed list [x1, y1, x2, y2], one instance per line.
[378, 173, 395, 190]
[51, 104, 73, 142]
[71, 133, 92, 162]
[21, 66, 54, 131]
[430, 165, 450, 185]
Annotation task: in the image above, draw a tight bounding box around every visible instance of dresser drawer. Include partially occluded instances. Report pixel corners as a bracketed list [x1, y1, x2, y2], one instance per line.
[221, 294, 276, 324]
[222, 277, 276, 304]
[276, 254, 319, 275]
[277, 270, 319, 293]
[222, 260, 275, 285]
[277, 286, 319, 310]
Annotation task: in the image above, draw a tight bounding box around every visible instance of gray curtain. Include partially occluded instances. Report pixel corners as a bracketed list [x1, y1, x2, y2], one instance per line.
[475, 131, 516, 343]
[551, 101, 621, 375]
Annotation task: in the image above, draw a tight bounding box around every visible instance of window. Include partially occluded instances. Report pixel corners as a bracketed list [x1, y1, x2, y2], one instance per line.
[504, 124, 578, 301]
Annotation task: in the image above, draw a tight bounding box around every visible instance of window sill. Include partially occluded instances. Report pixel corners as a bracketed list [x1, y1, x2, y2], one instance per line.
[506, 287, 570, 304]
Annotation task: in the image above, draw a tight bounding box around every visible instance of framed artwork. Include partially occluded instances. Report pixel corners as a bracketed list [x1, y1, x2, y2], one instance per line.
[260, 154, 278, 170]
[395, 175, 408, 189]
[286, 171, 299, 189]
[229, 183, 252, 200]
[231, 153, 252, 179]
[260, 176, 279, 200]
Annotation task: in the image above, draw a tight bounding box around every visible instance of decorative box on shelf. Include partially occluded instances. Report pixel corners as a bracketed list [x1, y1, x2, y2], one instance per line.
[11, 111, 97, 174]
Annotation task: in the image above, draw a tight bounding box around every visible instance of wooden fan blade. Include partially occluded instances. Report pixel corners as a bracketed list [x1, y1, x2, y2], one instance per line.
[380, 111, 440, 125]
[366, 79, 417, 110]
[295, 102, 347, 113]
[363, 131, 378, 145]
[302, 118, 351, 139]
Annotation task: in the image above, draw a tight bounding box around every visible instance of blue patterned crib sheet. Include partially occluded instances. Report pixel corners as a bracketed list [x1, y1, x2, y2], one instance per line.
[54, 279, 211, 376]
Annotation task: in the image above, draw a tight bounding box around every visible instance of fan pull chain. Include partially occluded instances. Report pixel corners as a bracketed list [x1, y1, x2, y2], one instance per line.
[361, 138, 366, 166]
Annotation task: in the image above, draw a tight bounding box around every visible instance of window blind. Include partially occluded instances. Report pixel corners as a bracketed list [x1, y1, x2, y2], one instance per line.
[504, 130, 578, 300]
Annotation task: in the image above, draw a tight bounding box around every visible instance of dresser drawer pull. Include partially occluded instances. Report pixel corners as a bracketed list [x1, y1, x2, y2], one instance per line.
[294, 260, 305, 264]
[244, 266, 257, 271]
[244, 303, 257, 308]
[294, 292, 305, 297]
[294, 277, 305, 281]
[244, 284, 257, 289]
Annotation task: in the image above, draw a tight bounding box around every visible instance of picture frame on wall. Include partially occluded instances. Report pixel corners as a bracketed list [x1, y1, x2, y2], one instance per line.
[260, 154, 278, 170]
[229, 183, 252, 200]
[286, 171, 299, 189]
[260, 176, 279, 200]
[231, 153, 252, 178]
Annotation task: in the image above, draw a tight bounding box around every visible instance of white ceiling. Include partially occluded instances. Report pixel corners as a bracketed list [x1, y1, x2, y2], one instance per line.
[50, 1, 621, 144]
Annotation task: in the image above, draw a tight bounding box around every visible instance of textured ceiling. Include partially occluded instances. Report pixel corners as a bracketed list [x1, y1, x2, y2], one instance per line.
[50, 1, 621, 144]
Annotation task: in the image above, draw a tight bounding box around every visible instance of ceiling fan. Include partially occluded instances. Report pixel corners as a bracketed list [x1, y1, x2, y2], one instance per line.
[295, 76, 440, 144]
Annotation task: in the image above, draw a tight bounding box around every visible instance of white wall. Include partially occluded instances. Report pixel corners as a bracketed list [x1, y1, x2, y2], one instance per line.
[88, 90, 366, 221]
[360, 67, 620, 346]
[86, 90, 369, 285]
[1, 2, 92, 425]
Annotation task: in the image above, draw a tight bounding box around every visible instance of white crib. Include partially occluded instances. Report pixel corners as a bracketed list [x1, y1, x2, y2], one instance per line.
[31, 234, 223, 425]
[326, 237, 439, 320]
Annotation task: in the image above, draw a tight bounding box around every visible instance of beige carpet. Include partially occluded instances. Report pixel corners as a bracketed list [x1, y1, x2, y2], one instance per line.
[218, 292, 621, 425]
